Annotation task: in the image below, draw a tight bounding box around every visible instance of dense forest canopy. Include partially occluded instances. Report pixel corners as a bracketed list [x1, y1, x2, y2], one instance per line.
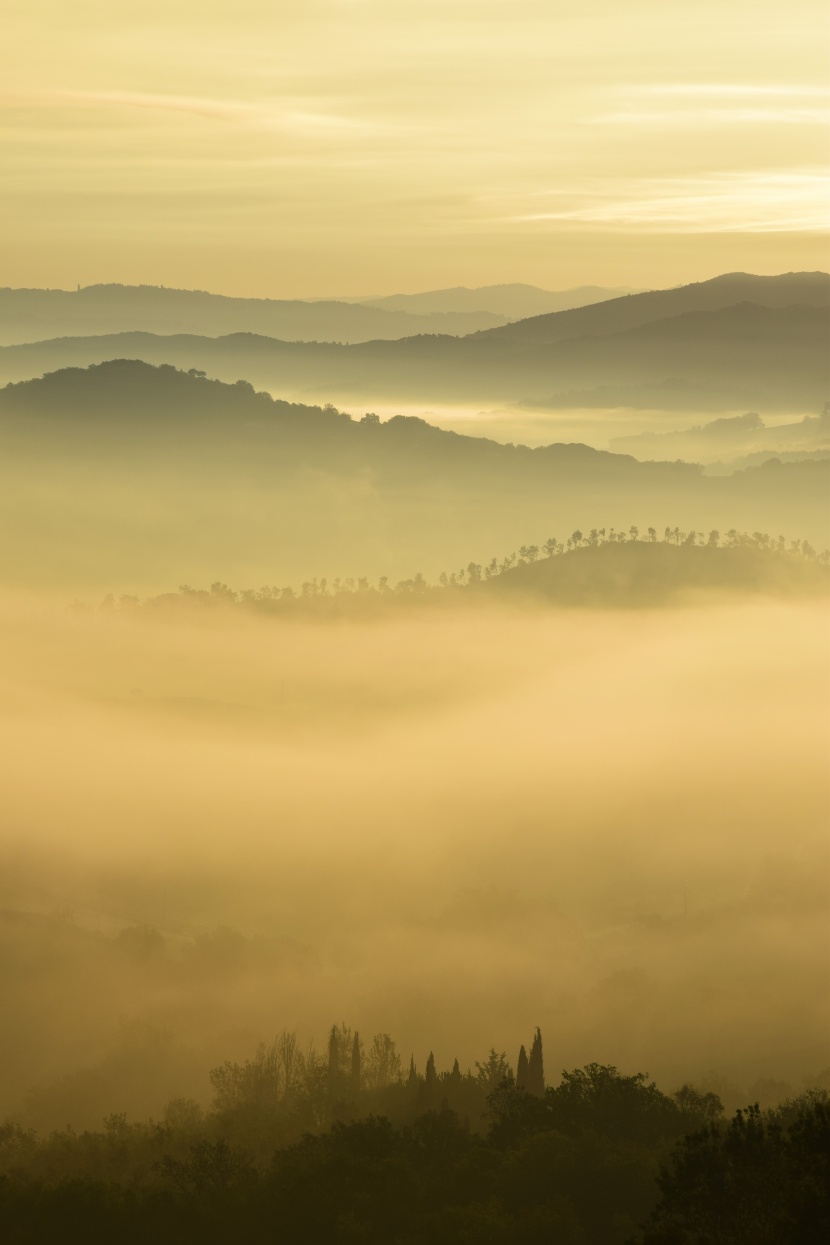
[1, 1019, 826, 1244]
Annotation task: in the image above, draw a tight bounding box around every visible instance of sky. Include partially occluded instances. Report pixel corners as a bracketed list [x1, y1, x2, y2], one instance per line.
[1, 0, 828, 296]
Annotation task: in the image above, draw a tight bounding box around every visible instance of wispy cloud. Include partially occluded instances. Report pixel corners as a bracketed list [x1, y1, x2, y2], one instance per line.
[512, 171, 830, 233]
[592, 107, 829, 127]
[1, 89, 390, 139]
[592, 83, 830, 129]
[634, 83, 828, 98]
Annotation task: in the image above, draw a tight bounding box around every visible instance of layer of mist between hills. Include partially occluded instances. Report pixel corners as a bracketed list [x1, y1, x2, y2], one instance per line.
[609, 408, 830, 471]
[0, 272, 826, 412]
[0, 282, 631, 348]
[1, 361, 828, 594]
[1, 589, 827, 1129]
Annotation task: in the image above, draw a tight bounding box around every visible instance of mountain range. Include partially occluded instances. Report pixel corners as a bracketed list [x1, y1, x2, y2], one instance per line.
[0, 282, 631, 348]
[0, 272, 825, 411]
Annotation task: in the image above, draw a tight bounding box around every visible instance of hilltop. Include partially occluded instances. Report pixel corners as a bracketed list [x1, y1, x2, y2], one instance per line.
[142, 535, 828, 617]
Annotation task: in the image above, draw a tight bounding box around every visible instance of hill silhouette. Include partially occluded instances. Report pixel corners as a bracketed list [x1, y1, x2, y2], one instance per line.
[0, 283, 506, 348]
[479, 540, 827, 606]
[359, 282, 635, 318]
[476, 270, 829, 345]
[0, 274, 825, 409]
[151, 540, 829, 617]
[1, 362, 826, 591]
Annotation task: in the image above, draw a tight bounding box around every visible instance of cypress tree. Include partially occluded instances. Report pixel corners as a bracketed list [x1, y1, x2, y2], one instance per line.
[327, 1025, 339, 1090]
[351, 1031, 361, 1093]
[527, 1028, 545, 1097]
[450, 1058, 462, 1087]
[407, 1055, 418, 1089]
[425, 1052, 437, 1097]
[516, 1044, 529, 1091]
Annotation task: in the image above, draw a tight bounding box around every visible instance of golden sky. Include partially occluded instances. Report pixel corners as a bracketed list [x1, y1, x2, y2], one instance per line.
[2, 0, 828, 296]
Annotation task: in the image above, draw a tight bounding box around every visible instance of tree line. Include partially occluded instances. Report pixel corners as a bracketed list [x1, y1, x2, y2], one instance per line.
[1, 1021, 827, 1243]
[89, 525, 827, 613]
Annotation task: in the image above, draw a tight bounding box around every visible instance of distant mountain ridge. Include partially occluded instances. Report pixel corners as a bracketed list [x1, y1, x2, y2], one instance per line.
[0, 284, 506, 347]
[475, 271, 830, 344]
[0, 272, 826, 411]
[358, 283, 636, 318]
[0, 298, 825, 411]
[0, 281, 632, 348]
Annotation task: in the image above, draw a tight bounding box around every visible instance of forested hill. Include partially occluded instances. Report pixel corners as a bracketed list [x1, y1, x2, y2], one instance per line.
[480, 537, 828, 606]
[143, 536, 828, 616]
[2, 362, 827, 592]
[0, 360, 695, 485]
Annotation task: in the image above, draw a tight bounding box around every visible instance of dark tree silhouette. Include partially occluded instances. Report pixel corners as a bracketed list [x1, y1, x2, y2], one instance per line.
[527, 1027, 545, 1097]
[516, 1044, 529, 1091]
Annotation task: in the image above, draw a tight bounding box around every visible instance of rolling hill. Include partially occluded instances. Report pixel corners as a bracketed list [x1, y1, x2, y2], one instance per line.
[475, 270, 829, 345]
[0, 284, 825, 411]
[0, 284, 507, 347]
[0, 361, 826, 593]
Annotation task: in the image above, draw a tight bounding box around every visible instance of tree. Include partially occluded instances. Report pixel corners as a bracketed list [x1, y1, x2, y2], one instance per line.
[327, 1026, 340, 1091]
[641, 1096, 830, 1244]
[159, 1138, 254, 1197]
[364, 1033, 401, 1089]
[527, 1028, 545, 1097]
[423, 1052, 438, 1105]
[476, 1049, 512, 1092]
[516, 1045, 529, 1091]
[351, 1032, 361, 1094]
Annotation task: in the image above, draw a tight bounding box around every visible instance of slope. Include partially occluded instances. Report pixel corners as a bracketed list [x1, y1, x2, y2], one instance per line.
[0, 362, 826, 594]
[360, 283, 635, 318]
[0, 298, 824, 411]
[0, 284, 505, 348]
[475, 270, 830, 345]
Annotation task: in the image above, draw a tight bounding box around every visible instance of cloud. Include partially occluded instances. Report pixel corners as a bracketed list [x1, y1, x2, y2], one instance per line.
[592, 108, 829, 128]
[512, 171, 830, 234]
[634, 83, 829, 98]
[1, 89, 390, 140]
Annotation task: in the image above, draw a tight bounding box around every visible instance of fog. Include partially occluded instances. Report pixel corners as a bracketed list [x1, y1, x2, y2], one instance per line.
[2, 589, 827, 1130]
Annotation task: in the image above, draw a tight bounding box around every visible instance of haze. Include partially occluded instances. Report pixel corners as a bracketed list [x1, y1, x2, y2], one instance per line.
[2, 591, 827, 1131]
[1, 0, 828, 296]
[1, 3, 828, 1239]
